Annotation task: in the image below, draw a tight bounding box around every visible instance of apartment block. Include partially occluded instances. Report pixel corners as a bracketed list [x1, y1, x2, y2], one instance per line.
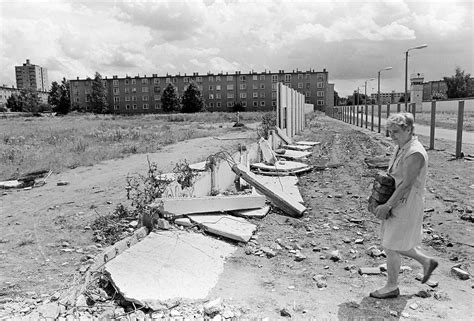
[15, 59, 49, 91]
[370, 91, 406, 104]
[69, 69, 333, 114]
[423, 79, 474, 101]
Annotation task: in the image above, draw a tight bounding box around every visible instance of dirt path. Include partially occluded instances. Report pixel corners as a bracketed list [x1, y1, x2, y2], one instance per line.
[1, 116, 473, 320]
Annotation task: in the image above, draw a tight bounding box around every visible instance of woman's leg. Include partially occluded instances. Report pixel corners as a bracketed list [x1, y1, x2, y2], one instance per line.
[384, 248, 401, 290]
[398, 246, 438, 282]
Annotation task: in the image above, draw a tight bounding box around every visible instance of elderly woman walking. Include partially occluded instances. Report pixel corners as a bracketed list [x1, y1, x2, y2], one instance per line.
[370, 112, 438, 299]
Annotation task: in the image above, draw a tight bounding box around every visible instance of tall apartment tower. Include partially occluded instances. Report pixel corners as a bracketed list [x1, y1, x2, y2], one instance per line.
[15, 59, 49, 91]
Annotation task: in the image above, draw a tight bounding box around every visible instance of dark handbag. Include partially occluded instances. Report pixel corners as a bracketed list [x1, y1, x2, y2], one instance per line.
[368, 172, 395, 214]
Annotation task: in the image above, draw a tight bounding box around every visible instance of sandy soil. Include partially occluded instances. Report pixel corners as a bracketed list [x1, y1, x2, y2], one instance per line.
[1, 115, 473, 320]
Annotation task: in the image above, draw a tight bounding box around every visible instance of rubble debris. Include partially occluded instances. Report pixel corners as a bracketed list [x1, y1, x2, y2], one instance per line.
[187, 214, 257, 243]
[174, 217, 193, 227]
[0, 180, 22, 189]
[204, 298, 223, 316]
[276, 149, 312, 160]
[282, 144, 313, 151]
[313, 274, 328, 288]
[409, 303, 419, 310]
[231, 205, 271, 219]
[434, 291, 450, 301]
[232, 164, 306, 217]
[250, 160, 310, 173]
[57, 181, 69, 186]
[157, 218, 171, 230]
[451, 266, 470, 280]
[329, 250, 341, 262]
[150, 194, 266, 217]
[294, 251, 307, 261]
[416, 290, 432, 298]
[295, 141, 320, 146]
[358, 267, 382, 275]
[280, 308, 292, 317]
[104, 231, 235, 307]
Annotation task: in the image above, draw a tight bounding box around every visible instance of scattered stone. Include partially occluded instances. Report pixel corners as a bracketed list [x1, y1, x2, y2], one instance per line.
[343, 238, 351, 243]
[359, 267, 381, 275]
[57, 181, 69, 186]
[323, 265, 329, 269]
[409, 303, 418, 310]
[426, 280, 439, 288]
[416, 290, 431, 298]
[129, 220, 138, 227]
[354, 238, 364, 244]
[424, 208, 435, 213]
[451, 267, 470, 280]
[157, 218, 171, 230]
[400, 266, 412, 273]
[465, 206, 473, 213]
[329, 250, 341, 262]
[379, 263, 387, 272]
[280, 308, 291, 317]
[222, 309, 234, 319]
[294, 251, 306, 261]
[401, 312, 410, 318]
[170, 309, 181, 317]
[390, 310, 398, 317]
[312, 247, 321, 252]
[261, 246, 276, 258]
[288, 285, 295, 290]
[313, 274, 327, 288]
[434, 291, 450, 301]
[204, 298, 222, 316]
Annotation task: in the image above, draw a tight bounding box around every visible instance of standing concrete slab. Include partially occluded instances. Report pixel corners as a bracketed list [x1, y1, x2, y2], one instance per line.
[104, 231, 236, 308]
[186, 214, 257, 242]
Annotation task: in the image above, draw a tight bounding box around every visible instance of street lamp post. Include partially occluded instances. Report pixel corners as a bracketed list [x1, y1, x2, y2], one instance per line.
[404, 44, 427, 110]
[377, 67, 392, 107]
[364, 78, 375, 128]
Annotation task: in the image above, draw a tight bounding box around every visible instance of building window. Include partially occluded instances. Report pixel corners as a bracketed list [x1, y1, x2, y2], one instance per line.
[114, 97, 120, 103]
[155, 104, 160, 109]
[227, 93, 234, 99]
[143, 103, 149, 109]
[260, 84, 265, 89]
[125, 79, 130, 85]
[260, 92, 265, 98]
[209, 94, 214, 99]
[166, 78, 171, 84]
[284, 74, 291, 82]
[132, 96, 137, 101]
[142, 87, 148, 93]
[216, 85, 221, 91]
[125, 96, 131, 101]
[239, 75, 246, 81]
[306, 83, 310, 89]
[298, 74, 304, 79]
[227, 101, 234, 107]
[227, 84, 234, 90]
[142, 96, 149, 101]
[260, 75, 265, 80]
[253, 75, 258, 81]
[271, 83, 277, 91]
[298, 83, 303, 89]
[216, 76, 221, 81]
[126, 104, 131, 110]
[306, 98, 311, 103]
[305, 91, 311, 97]
[271, 75, 278, 82]
[131, 79, 136, 84]
[209, 76, 214, 82]
[154, 86, 161, 93]
[209, 102, 214, 108]
[240, 92, 247, 98]
[317, 74, 325, 81]
[227, 75, 233, 81]
[153, 78, 160, 84]
[154, 95, 160, 101]
[253, 83, 258, 90]
[124, 87, 130, 93]
[132, 104, 137, 109]
[216, 93, 221, 99]
[317, 100, 324, 105]
[260, 101, 265, 106]
[113, 80, 119, 86]
[317, 82, 324, 88]
[253, 101, 258, 107]
[142, 79, 148, 84]
[272, 101, 277, 107]
[305, 74, 310, 79]
[253, 92, 258, 98]
[184, 77, 189, 83]
[317, 91, 324, 97]
[242, 101, 247, 107]
[272, 92, 277, 99]
[216, 102, 221, 108]
[196, 76, 202, 82]
[209, 85, 214, 90]
[74, 97, 80, 102]
[172, 78, 177, 83]
[240, 84, 246, 90]
[132, 87, 137, 93]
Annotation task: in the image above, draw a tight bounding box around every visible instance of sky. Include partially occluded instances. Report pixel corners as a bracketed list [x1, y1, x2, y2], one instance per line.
[0, 0, 472, 97]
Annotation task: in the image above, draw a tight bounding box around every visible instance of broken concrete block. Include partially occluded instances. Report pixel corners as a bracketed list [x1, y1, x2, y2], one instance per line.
[274, 126, 293, 145]
[276, 149, 311, 160]
[329, 250, 341, 262]
[251, 160, 309, 173]
[416, 290, 431, 298]
[151, 194, 266, 217]
[157, 219, 171, 230]
[174, 218, 193, 227]
[37, 302, 60, 319]
[282, 144, 313, 151]
[105, 231, 235, 307]
[358, 267, 382, 275]
[187, 214, 257, 243]
[313, 274, 327, 288]
[451, 267, 470, 280]
[231, 205, 270, 219]
[0, 180, 22, 189]
[204, 298, 223, 315]
[258, 137, 277, 165]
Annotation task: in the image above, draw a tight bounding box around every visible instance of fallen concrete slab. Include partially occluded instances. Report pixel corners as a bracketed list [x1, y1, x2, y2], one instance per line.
[189, 161, 207, 171]
[295, 141, 320, 146]
[232, 164, 306, 217]
[187, 214, 257, 242]
[282, 144, 313, 151]
[276, 149, 311, 160]
[231, 205, 271, 218]
[253, 175, 304, 203]
[0, 180, 22, 189]
[274, 126, 293, 145]
[250, 160, 309, 172]
[150, 194, 266, 217]
[104, 231, 236, 308]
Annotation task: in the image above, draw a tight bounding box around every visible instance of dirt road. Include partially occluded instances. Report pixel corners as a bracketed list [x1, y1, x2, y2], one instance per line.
[1, 115, 472, 319]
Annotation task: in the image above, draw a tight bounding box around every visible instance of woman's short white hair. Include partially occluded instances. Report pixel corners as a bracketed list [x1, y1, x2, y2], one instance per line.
[386, 112, 415, 132]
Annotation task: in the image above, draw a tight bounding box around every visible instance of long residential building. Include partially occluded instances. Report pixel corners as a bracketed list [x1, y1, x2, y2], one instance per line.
[69, 69, 333, 113]
[15, 59, 49, 91]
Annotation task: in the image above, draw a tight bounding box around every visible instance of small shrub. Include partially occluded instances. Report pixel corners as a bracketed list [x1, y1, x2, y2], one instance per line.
[71, 139, 88, 153]
[257, 111, 276, 139]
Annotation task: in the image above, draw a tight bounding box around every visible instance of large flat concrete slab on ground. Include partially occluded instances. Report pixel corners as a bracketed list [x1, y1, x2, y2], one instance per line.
[277, 149, 312, 160]
[187, 214, 257, 242]
[104, 231, 236, 307]
[250, 160, 309, 172]
[254, 175, 304, 203]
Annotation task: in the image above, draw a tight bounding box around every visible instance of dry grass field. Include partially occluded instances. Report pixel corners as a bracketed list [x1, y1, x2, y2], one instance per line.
[0, 111, 266, 180]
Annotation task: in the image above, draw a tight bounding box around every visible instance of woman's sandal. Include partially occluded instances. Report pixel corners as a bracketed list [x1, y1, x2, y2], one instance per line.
[369, 288, 400, 299]
[422, 259, 439, 284]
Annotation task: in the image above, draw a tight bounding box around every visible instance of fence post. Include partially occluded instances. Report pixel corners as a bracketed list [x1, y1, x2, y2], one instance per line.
[377, 104, 382, 133]
[385, 103, 390, 137]
[397, 103, 401, 113]
[411, 103, 416, 120]
[356, 106, 359, 126]
[429, 101, 436, 150]
[365, 104, 368, 128]
[371, 104, 374, 131]
[455, 101, 464, 158]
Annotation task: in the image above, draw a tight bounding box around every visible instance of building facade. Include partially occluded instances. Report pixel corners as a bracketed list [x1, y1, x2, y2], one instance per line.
[69, 69, 333, 114]
[370, 91, 406, 104]
[15, 59, 49, 91]
[0, 85, 18, 108]
[422, 78, 474, 101]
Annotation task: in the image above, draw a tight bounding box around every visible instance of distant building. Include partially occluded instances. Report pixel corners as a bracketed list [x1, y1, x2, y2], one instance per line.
[370, 91, 406, 104]
[15, 59, 49, 91]
[0, 85, 19, 107]
[423, 78, 474, 101]
[69, 69, 333, 114]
